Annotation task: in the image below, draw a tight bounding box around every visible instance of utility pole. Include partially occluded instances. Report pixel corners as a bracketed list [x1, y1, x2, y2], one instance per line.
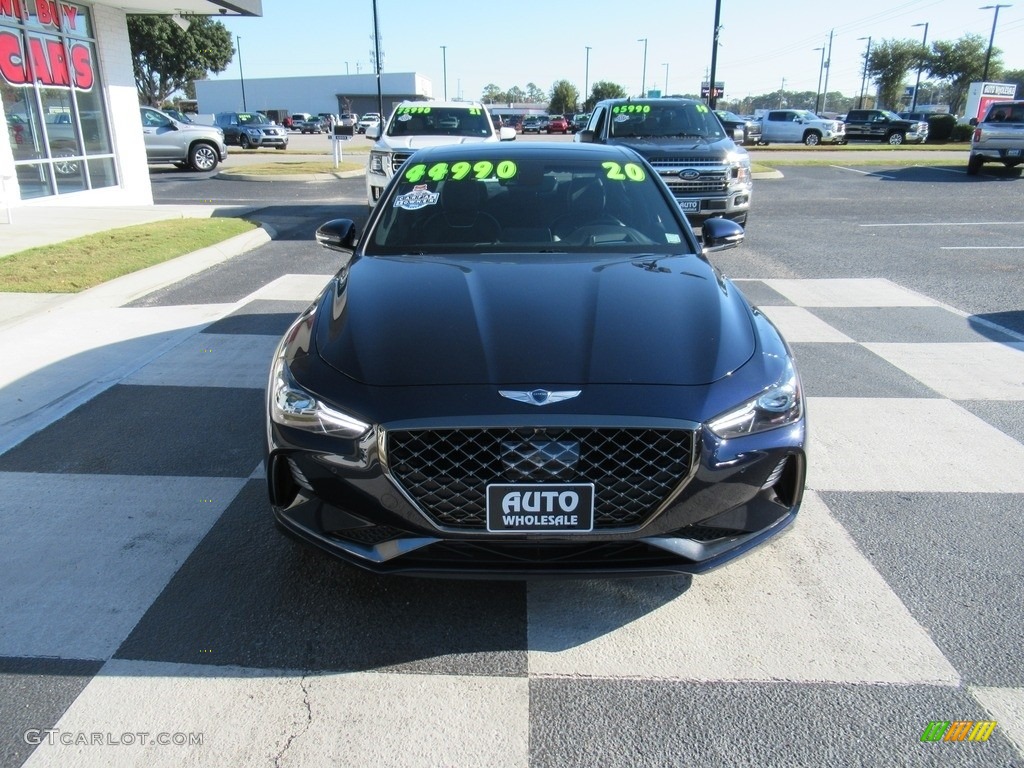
[707, 0, 722, 108]
[637, 38, 648, 97]
[910, 23, 929, 112]
[584, 46, 591, 108]
[857, 37, 872, 109]
[814, 47, 825, 114]
[779, 77, 786, 108]
[820, 29, 833, 114]
[236, 36, 246, 111]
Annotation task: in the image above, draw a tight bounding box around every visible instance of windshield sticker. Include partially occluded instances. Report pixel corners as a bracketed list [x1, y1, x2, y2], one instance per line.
[695, 104, 709, 113]
[396, 106, 432, 115]
[394, 185, 440, 210]
[404, 160, 517, 182]
[612, 104, 651, 114]
[602, 161, 646, 181]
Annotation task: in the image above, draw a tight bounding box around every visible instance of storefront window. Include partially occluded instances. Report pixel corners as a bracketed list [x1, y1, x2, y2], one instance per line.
[1, 1, 116, 199]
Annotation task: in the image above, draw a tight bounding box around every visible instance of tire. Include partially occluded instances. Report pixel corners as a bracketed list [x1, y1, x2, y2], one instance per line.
[188, 142, 219, 172]
[239, 135, 252, 149]
[275, 145, 287, 151]
[967, 154, 982, 175]
[1004, 160, 1021, 169]
[886, 132, 905, 146]
[52, 147, 79, 176]
[173, 161, 190, 170]
[803, 132, 821, 146]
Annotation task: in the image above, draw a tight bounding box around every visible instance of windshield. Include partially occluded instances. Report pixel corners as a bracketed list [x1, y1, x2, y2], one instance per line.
[238, 113, 271, 126]
[367, 153, 692, 255]
[386, 106, 493, 138]
[609, 102, 726, 139]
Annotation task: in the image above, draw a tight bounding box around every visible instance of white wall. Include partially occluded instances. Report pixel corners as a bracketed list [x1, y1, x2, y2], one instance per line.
[1, 4, 153, 209]
[195, 72, 431, 115]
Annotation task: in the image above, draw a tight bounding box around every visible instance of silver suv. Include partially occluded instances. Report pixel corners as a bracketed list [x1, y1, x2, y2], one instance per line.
[140, 107, 227, 172]
[365, 100, 516, 207]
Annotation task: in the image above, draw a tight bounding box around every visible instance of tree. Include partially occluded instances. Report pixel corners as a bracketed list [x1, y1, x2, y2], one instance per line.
[128, 14, 233, 107]
[507, 86, 526, 104]
[866, 39, 921, 110]
[481, 83, 506, 104]
[1001, 69, 1024, 100]
[928, 35, 999, 116]
[586, 80, 627, 110]
[548, 80, 579, 115]
[525, 82, 547, 103]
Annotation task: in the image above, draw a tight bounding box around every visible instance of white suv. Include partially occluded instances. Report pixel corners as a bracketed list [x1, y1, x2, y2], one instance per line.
[365, 100, 516, 207]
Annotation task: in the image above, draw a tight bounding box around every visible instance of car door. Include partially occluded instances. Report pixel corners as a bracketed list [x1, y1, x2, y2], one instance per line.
[139, 108, 177, 161]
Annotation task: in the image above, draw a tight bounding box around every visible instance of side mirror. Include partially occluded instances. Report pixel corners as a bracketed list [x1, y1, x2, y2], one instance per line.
[365, 124, 381, 139]
[701, 217, 745, 254]
[969, 117, 979, 127]
[315, 219, 358, 253]
[576, 129, 595, 143]
[498, 126, 517, 141]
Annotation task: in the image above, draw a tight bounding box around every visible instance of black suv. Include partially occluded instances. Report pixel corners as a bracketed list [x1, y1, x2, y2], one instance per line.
[214, 112, 289, 150]
[843, 109, 928, 145]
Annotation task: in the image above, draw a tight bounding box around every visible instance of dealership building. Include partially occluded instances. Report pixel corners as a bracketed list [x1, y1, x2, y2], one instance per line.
[0, 0, 262, 212]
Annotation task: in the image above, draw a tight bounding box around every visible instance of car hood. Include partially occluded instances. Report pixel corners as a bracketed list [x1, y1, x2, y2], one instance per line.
[315, 253, 756, 387]
[378, 135, 495, 150]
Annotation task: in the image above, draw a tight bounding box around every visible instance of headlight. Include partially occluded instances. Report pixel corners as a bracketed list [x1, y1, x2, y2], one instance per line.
[369, 151, 388, 175]
[270, 357, 370, 438]
[245, 128, 261, 136]
[707, 359, 802, 438]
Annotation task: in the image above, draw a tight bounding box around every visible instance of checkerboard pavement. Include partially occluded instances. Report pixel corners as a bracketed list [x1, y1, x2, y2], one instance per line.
[1, 275, 1022, 768]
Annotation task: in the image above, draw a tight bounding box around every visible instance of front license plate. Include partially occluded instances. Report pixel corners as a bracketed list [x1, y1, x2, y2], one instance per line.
[677, 199, 701, 213]
[1008, 149, 1021, 157]
[486, 483, 595, 532]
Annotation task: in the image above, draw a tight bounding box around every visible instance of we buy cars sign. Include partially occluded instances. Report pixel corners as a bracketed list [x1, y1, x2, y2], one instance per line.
[0, 0, 94, 90]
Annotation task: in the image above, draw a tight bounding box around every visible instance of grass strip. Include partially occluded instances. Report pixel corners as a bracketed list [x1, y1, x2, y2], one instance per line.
[0, 218, 258, 293]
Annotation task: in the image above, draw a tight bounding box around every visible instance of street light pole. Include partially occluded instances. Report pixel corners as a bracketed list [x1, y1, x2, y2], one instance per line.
[371, 0, 383, 122]
[980, 4, 1011, 82]
[813, 47, 825, 114]
[584, 46, 591, 108]
[663, 63, 669, 95]
[236, 36, 246, 111]
[857, 36, 872, 109]
[637, 38, 648, 97]
[910, 22, 929, 112]
[440, 46, 447, 101]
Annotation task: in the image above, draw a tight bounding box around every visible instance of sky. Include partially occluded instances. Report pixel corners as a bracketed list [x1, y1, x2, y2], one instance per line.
[208, 0, 1024, 104]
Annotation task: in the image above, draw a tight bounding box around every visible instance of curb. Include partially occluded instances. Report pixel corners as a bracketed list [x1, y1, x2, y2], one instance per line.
[216, 169, 365, 182]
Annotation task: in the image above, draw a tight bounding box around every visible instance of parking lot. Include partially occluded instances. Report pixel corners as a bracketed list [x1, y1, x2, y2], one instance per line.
[1, 159, 1022, 767]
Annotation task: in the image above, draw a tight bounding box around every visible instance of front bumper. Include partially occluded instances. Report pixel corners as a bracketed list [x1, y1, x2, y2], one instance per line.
[267, 420, 805, 577]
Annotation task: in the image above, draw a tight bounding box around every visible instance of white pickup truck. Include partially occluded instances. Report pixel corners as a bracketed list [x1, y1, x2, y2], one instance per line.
[967, 100, 1024, 175]
[757, 109, 846, 146]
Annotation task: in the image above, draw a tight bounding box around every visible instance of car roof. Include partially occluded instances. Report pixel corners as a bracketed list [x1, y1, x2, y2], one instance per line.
[395, 100, 487, 110]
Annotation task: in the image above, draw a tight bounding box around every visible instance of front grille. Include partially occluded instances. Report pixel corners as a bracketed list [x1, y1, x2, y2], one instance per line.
[651, 157, 731, 194]
[386, 427, 695, 530]
[391, 151, 415, 175]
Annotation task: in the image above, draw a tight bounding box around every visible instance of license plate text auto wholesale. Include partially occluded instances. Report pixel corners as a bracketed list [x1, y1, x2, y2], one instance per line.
[678, 199, 700, 212]
[486, 484, 595, 532]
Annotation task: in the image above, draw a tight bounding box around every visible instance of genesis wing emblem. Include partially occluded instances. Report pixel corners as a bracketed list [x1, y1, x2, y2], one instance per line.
[499, 389, 582, 407]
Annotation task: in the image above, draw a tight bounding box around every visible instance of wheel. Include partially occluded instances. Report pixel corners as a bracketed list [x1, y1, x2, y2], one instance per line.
[803, 132, 821, 146]
[1003, 160, 1021, 169]
[52, 147, 80, 176]
[967, 154, 982, 175]
[188, 142, 219, 172]
[275, 145, 287, 150]
[239, 135, 252, 149]
[886, 132, 905, 145]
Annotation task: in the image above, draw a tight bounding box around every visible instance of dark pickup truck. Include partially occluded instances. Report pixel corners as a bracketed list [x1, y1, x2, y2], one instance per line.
[574, 98, 752, 227]
[842, 109, 928, 145]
